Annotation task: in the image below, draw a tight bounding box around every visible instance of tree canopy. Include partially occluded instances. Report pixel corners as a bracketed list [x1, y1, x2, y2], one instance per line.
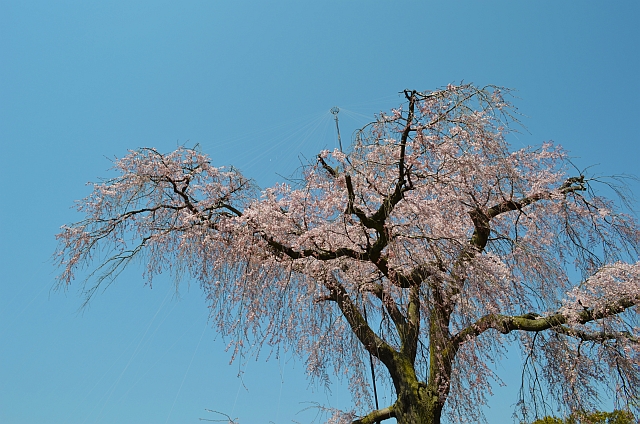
[56, 84, 640, 424]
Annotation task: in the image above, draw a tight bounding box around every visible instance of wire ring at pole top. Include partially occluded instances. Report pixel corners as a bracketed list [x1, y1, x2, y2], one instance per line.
[330, 106, 339, 115]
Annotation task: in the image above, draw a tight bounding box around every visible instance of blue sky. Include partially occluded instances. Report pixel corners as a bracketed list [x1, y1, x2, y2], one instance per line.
[1, 1, 639, 423]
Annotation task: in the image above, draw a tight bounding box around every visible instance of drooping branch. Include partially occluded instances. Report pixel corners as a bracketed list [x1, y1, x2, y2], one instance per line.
[451, 296, 638, 348]
[55, 147, 257, 288]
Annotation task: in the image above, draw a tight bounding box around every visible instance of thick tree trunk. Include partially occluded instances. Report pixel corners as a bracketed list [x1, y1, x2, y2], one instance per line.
[391, 304, 453, 424]
[354, 375, 445, 424]
[393, 384, 443, 424]
[380, 351, 447, 424]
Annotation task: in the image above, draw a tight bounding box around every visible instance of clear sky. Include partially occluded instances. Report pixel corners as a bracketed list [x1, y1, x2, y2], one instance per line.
[1, 1, 639, 423]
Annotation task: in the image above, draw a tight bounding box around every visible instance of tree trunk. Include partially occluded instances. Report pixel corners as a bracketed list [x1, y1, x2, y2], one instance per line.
[384, 353, 446, 424]
[394, 386, 443, 424]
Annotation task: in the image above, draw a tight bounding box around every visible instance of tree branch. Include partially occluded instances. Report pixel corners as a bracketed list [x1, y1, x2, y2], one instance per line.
[315, 98, 422, 289]
[402, 284, 421, 363]
[551, 324, 638, 343]
[469, 175, 587, 253]
[364, 282, 408, 335]
[451, 296, 638, 348]
[264, 235, 367, 261]
[448, 176, 589, 307]
[317, 155, 339, 178]
[324, 274, 398, 367]
[352, 405, 396, 424]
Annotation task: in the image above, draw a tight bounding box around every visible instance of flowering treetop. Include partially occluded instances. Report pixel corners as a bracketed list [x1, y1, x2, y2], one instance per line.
[56, 84, 639, 424]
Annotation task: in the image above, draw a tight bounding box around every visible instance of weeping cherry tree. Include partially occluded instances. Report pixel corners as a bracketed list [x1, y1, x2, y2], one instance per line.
[56, 84, 640, 424]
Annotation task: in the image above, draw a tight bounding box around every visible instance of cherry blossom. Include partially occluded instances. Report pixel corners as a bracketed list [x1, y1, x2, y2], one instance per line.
[56, 84, 639, 424]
